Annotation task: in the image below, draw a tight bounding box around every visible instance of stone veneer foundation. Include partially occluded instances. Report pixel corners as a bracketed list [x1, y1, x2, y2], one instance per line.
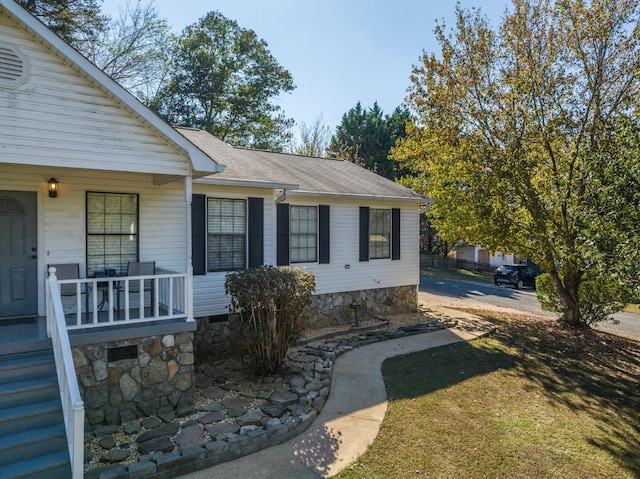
[306, 284, 418, 328]
[72, 332, 195, 429]
[194, 284, 418, 361]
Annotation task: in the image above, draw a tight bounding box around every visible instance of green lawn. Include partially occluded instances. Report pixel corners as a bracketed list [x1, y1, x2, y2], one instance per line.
[420, 266, 495, 284]
[334, 312, 640, 479]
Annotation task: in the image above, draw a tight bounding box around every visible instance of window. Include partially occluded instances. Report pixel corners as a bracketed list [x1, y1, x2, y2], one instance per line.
[207, 198, 246, 272]
[369, 209, 390, 259]
[359, 207, 400, 262]
[277, 204, 329, 266]
[86, 192, 138, 276]
[290, 206, 317, 263]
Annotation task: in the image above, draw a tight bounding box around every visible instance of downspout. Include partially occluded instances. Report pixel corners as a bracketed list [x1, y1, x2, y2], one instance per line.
[275, 189, 288, 203]
[185, 175, 194, 322]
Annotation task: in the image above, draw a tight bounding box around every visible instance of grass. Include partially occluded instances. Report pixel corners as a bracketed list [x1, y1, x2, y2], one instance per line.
[334, 311, 640, 479]
[420, 266, 495, 284]
[624, 303, 640, 314]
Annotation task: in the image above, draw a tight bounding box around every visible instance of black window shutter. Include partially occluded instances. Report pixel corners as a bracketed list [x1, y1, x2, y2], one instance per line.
[248, 197, 264, 268]
[277, 203, 290, 266]
[359, 207, 369, 262]
[318, 205, 330, 264]
[392, 208, 401, 260]
[191, 194, 206, 275]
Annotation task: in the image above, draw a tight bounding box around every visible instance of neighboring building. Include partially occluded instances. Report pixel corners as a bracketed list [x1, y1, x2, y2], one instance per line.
[454, 245, 520, 268]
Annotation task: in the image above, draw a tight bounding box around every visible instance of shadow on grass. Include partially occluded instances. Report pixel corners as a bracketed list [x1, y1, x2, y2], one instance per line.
[383, 316, 639, 476]
[496, 317, 640, 475]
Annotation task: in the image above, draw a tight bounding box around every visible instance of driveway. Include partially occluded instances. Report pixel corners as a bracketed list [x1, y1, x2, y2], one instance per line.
[419, 276, 640, 341]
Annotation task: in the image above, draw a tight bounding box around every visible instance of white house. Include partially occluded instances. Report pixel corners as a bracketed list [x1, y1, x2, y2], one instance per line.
[0, 1, 223, 475]
[0, 1, 425, 476]
[178, 128, 426, 330]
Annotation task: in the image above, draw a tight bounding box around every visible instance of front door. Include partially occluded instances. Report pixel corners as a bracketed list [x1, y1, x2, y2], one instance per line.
[0, 191, 38, 318]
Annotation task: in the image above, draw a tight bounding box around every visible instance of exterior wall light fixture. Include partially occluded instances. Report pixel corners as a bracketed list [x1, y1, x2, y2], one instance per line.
[48, 177, 59, 198]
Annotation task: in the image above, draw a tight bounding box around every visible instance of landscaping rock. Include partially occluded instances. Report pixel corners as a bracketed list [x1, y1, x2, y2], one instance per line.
[101, 448, 131, 463]
[137, 422, 179, 443]
[137, 436, 175, 455]
[174, 424, 206, 448]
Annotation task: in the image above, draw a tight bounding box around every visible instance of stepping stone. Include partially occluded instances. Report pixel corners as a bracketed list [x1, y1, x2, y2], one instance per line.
[141, 417, 162, 430]
[137, 422, 179, 443]
[137, 436, 175, 455]
[98, 436, 115, 450]
[174, 424, 206, 448]
[124, 423, 142, 435]
[201, 402, 222, 412]
[292, 354, 318, 363]
[227, 408, 247, 418]
[222, 396, 251, 409]
[197, 411, 225, 424]
[205, 423, 240, 438]
[201, 387, 225, 399]
[259, 403, 287, 418]
[237, 409, 265, 426]
[101, 448, 130, 463]
[270, 390, 298, 406]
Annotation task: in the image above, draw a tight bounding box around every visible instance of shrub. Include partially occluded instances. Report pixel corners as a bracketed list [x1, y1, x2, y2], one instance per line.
[535, 271, 632, 326]
[225, 265, 316, 375]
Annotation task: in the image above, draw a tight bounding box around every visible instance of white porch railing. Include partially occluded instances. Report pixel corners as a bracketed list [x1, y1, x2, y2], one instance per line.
[57, 269, 188, 330]
[46, 267, 85, 479]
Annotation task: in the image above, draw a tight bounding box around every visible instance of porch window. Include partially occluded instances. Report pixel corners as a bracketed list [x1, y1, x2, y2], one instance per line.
[86, 192, 138, 276]
[207, 198, 246, 272]
[369, 209, 390, 259]
[290, 206, 317, 263]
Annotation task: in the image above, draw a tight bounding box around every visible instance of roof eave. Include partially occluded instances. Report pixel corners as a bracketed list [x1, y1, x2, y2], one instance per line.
[0, 0, 223, 176]
[287, 190, 429, 203]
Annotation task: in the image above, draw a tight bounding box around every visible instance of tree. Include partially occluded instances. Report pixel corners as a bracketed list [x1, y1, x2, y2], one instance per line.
[18, 0, 105, 49]
[83, 1, 171, 100]
[151, 11, 295, 151]
[290, 114, 332, 157]
[330, 102, 410, 180]
[392, 0, 640, 327]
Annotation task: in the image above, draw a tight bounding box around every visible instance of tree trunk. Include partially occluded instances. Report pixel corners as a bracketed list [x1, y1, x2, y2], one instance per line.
[548, 267, 585, 328]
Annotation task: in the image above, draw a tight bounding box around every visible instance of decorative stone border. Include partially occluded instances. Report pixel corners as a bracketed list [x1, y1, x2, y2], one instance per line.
[85, 317, 456, 479]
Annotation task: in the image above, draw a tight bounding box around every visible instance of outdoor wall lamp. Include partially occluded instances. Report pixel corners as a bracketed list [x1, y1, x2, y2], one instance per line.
[48, 177, 58, 198]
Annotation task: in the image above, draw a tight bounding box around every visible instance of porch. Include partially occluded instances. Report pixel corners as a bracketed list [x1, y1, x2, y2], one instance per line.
[51, 267, 190, 330]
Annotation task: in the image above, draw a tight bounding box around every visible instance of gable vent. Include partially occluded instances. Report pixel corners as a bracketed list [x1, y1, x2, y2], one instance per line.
[0, 43, 29, 88]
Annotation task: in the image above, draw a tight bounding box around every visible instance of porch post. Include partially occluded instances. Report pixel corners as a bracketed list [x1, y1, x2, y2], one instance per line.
[185, 176, 194, 321]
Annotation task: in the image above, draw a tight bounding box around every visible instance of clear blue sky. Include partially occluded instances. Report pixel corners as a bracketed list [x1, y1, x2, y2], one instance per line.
[102, 0, 509, 133]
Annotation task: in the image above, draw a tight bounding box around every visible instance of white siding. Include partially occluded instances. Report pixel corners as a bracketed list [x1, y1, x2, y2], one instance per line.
[0, 164, 188, 316]
[191, 185, 275, 317]
[192, 188, 421, 318]
[293, 198, 420, 296]
[0, 16, 189, 176]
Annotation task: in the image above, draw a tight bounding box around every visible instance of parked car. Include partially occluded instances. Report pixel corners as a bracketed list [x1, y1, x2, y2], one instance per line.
[494, 264, 539, 289]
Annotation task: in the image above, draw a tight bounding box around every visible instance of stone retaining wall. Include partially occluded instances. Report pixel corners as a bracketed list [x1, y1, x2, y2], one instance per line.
[306, 284, 418, 328]
[193, 284, 418, 362]
[72, 332, 196, 429]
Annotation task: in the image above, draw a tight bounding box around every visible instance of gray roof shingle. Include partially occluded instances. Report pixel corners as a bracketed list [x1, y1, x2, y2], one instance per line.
[176, 127, 425, 202]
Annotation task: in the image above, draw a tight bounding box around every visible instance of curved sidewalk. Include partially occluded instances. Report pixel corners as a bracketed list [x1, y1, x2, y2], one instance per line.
[179, 311, 494, 479]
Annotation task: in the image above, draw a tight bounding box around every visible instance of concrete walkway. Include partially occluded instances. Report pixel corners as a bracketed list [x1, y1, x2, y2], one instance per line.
[178, 311, 494, 479]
